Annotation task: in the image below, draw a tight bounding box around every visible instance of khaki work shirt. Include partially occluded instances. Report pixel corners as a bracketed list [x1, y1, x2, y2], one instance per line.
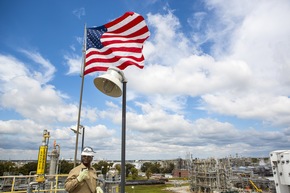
[65, 163, 98, 193]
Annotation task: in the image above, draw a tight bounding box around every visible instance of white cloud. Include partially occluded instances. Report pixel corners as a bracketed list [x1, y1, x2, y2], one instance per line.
[19, 49, 56, 84]
[73, 8, 85, 20]
[64, 54, 82, 75]
[145, 11, 195, 66]
[124, 1, 290, 129]
[202, 94, 290, 126]
[0, 52, 95, 124]
[2, 1, 290, 161]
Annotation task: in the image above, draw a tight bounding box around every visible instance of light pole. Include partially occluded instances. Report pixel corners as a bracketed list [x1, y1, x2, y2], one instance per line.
[71, 124, 85, 164]
[94, 67, 127, 193]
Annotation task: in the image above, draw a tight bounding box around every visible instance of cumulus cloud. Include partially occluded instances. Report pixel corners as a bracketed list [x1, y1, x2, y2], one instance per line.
[0, 51, 97, 124]
[117, 1, 290, 159]
[64, 53, 82, 75]
[1, 1, 290, 160]
[125, 1, 290, 128]
[19, 49, 56, 84]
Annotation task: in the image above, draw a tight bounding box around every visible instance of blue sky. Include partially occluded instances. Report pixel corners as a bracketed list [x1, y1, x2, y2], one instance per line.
[1, 0, 290, 161]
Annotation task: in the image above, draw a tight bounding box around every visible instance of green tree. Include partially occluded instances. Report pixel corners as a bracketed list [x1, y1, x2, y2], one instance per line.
[18, 162, 37, 175]
[0, 161, 17, 176]
[145, 168, 152, 179]
[161, 163, 175, 174]
[150, 162, 161, 173]
[125, 163, 135, 177]
[115, 164, 121, 175]
[141, 162, 161, 174]
[141, 162, 152, 172]
[58, 160, 74, 174]
[92, 160, 112, 175]
[130, 167, 138, 180]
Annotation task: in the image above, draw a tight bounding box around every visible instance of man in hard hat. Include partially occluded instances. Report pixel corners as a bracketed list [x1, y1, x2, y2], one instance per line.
[65, 147, 103, 193]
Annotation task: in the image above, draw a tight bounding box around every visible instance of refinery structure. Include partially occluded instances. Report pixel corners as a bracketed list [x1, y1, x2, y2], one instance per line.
[1, 130, 290, 193]
[186, 156, 273, 193]
[189, 157, 233, 192]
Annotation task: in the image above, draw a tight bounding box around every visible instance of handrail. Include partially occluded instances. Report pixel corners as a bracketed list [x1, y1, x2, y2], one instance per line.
[249, 179, 262, 192]
[0, 174, 69, 193]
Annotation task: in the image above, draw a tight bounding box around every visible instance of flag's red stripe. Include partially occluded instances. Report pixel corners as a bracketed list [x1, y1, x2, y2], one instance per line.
[102, 26, 150, 40]
[117, 61, 144, 70]
[86, 54, 145, 65]
[104, 12, 135, 29]
[86, 47, 142, 58]
[109, 15, 144, 34]
[84, 66, 108, 75]
[86, 56, 145, 65]
[101, 38, 146, 45]
[84, 60, 144, 75]
[101, 40, 145, 48]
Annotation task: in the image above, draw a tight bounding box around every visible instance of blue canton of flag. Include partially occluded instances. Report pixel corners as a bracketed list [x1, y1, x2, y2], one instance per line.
[86, 26, 107, 49]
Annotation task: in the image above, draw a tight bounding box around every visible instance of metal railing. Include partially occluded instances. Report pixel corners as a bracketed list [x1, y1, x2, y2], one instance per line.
[0, 174, 68, 193]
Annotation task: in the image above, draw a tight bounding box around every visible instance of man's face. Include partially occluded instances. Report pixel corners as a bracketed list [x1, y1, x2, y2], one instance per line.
[81, 155, 93, 166]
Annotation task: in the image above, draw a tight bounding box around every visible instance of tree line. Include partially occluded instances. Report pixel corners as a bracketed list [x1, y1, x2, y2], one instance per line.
[0, 160, 175, 180]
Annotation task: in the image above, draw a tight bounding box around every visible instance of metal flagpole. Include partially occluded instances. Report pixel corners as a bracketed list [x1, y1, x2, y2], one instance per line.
[74, 24, 87, 167]
[121, 79, 127, 193]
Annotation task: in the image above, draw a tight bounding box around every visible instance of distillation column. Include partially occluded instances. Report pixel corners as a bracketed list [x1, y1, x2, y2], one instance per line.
[48, 140, 60, 175]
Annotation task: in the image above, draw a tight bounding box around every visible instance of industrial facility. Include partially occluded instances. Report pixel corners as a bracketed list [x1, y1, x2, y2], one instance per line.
[1, 130, 290, 193]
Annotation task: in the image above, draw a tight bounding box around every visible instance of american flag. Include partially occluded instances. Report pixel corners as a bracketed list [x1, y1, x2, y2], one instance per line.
[84, 12, 150, 75]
